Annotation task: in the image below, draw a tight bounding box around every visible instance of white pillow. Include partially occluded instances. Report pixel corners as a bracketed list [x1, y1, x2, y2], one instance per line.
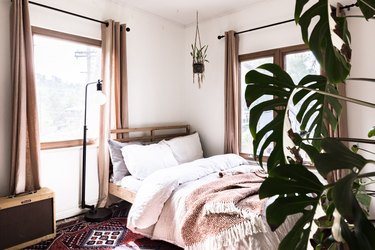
[108, 139, 131, 182]
[161, 132, 203, 164]
[121, 142, 178, 180]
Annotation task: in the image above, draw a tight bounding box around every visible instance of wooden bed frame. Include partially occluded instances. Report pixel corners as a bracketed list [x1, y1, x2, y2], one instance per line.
[108, 125, 191, 203]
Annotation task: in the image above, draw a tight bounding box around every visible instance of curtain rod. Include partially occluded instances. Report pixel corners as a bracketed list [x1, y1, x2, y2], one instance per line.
[217, 19, 294, 40]
[217, 2, 358, 40]
[28, 1, 130, 32]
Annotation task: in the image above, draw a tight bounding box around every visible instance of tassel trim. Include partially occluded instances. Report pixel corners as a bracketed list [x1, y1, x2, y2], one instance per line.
[185, 217, 267, 250]
[204, 201, 259, 220]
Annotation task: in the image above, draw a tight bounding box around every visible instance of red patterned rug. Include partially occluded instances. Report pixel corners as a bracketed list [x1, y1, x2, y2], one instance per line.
[24, 202, 182, 250]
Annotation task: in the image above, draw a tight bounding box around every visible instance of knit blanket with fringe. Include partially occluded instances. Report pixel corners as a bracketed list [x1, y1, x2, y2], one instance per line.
[181, 172, 267, 250]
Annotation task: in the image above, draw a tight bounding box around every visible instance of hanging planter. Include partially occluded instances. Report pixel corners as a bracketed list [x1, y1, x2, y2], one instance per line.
[190, 12, 208, 88]
[193, 62, 204, 73]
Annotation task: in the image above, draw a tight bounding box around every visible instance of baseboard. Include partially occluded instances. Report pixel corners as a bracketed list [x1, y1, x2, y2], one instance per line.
[56, 199, 99, 221]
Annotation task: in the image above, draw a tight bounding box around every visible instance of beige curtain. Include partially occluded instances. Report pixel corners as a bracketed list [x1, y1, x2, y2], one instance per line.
[10, 0, 41, 195]
[224, 31, 239, 154]
[98, 20, 129, 207]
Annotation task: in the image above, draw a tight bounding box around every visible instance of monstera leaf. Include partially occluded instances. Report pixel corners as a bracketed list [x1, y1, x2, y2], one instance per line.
[295, 0, 351, 83]
[245, 64, 341, 169]
[245, 64, 295, 170]
[315, 138, 375, 249]
[259, 164, 324, 250]
[293, 75, 342, 150]
[357, 0, 375, 19]
[260, 138, 375, 249]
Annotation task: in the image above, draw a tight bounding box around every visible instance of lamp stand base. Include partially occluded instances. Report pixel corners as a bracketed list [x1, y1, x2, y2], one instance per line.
[84, 207, 112, 222]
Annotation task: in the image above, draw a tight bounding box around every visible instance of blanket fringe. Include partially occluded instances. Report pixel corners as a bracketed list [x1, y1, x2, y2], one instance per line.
[185, 215, 267, 250]
[204, 201, 257, 220]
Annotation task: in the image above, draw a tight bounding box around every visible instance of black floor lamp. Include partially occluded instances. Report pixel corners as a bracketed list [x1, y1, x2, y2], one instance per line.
[81, 79, 112, 222]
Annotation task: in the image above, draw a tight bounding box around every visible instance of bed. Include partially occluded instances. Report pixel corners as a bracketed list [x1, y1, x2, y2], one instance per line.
[108, 125, 191, 203]
[108, 125, 297, 249]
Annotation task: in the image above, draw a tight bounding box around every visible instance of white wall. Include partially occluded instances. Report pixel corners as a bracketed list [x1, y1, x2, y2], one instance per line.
[40, 146, 99, 219]
[183, 0, 303, 156]
[0, 0, 185, 219]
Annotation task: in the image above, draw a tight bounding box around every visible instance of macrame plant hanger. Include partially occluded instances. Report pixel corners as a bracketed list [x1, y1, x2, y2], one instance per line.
[192, 11, 205, 88]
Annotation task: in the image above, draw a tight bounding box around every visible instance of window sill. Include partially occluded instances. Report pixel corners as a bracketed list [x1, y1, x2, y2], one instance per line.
[41, 139, 97, 150]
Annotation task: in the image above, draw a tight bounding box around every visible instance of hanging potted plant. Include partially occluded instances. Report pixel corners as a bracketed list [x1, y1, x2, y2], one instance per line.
[191, 11, 208, 88]
[191, 44, 208, 74]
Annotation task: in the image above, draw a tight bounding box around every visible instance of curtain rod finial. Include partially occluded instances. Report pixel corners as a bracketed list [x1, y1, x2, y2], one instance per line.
[218, 35, 225, 40]
[120, 26, 131, 32]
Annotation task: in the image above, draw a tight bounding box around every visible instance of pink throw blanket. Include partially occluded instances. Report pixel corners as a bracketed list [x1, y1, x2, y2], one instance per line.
[181, 172, 267, 249]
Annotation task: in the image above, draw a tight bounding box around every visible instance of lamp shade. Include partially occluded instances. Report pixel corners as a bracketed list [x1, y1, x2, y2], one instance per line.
[96, 91, 106, 105]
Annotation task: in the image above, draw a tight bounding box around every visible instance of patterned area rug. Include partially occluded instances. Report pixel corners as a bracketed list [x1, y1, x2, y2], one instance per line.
[24, 202, 182, 250]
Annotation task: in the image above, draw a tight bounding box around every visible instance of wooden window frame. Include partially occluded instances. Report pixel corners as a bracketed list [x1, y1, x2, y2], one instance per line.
[32, 27, 101, 150]
[238, 44, 312, 160]
[32, 27, 101, 47]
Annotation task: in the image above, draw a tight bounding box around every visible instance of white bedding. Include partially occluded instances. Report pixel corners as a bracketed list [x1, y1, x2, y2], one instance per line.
[119, 175, 143, 192]
[125, 154, 298, 249]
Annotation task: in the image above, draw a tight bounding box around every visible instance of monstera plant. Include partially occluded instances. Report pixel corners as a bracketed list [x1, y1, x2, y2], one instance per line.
[245, 0, 375, 249]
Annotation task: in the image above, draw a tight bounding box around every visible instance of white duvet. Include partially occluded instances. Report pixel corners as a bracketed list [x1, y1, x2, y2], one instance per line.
[126, 154, 297, 249]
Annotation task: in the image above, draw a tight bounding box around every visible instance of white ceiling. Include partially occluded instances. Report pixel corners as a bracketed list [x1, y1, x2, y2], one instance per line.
[108, 0, 358, 26]
[109, 0, 264, 26]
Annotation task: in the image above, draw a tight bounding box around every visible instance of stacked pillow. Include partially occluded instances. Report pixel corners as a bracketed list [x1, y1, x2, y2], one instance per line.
[108, 132, 204, 182]
[160, 132, 203, 164]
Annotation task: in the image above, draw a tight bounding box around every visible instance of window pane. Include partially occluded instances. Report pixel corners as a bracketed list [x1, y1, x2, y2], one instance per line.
[285, 51, 320, 162]
[33, 35, 101, 143]
[240, 57, 273, 156]
[285, 51, 320, 83]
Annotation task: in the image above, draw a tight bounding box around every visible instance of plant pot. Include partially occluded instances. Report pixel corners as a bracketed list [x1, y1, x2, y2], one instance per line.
[193, 63, 204, 73]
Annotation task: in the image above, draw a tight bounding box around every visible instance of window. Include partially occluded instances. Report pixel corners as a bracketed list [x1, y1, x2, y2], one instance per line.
[32, 27, 102, 149]
[239, 45, 320, 158]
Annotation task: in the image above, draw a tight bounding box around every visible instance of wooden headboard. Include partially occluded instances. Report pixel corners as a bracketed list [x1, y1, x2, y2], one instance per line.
[110, 124, 191, 143]
[108, 124, 191, 203]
